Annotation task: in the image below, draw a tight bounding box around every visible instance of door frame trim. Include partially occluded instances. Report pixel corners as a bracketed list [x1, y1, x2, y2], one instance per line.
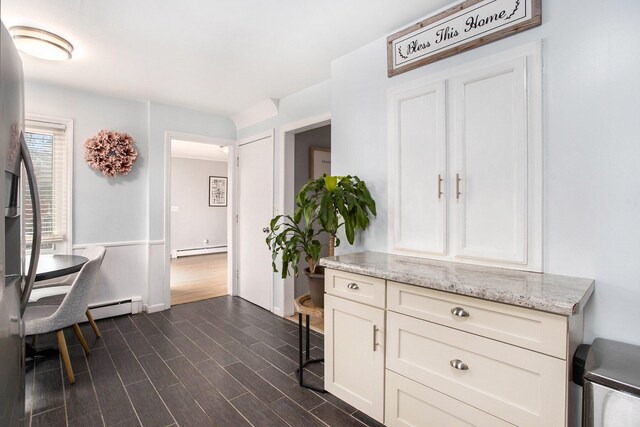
[277, 113, 331, 317]
[163, 131, 236, 310]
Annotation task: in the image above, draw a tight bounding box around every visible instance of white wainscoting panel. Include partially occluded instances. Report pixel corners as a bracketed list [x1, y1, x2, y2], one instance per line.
[73, 241, 148, 315]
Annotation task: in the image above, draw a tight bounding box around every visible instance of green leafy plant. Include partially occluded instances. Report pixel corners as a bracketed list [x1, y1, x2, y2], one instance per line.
[266, 175, 376, 280]
[265, 215, 323, 278]
[295, 175, 376, 255]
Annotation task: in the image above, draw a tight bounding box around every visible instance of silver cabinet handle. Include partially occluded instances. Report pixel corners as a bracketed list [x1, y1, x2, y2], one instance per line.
[456, 173, 462, 199]
[437, 174, 443, 199]
[347, 282, 359, 290]
[262, 227, 270, 233]
[450, 307, 469, 318]
[450, 359, 469, 371]
[373, 325, 377, 351]
[20, 131, 41, 315]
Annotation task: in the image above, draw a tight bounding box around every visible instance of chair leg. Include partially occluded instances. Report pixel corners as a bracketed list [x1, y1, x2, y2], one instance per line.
[56, 330, 75, 385]
[73, 324, 91, 355]
[86, 309, 101, 338]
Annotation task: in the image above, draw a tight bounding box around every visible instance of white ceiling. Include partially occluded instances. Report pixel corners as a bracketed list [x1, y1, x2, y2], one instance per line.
[171, 139, 229, 162]
[1, 0, 451, 117]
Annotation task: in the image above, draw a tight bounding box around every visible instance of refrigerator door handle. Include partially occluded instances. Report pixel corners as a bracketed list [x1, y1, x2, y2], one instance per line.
[19, 131, 41, 315]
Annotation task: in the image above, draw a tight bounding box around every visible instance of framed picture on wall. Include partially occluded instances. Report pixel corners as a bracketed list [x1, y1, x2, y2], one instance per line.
[310, 147, 331, 179]
[209, 176, 227, 207]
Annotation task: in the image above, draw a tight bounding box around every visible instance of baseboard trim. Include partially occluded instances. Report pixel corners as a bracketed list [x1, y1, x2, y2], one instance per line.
[144, 303, 166, 313]
[273, 306, 284, 317]
[88, 296, 142, 319]
[172, 246, 227, 258]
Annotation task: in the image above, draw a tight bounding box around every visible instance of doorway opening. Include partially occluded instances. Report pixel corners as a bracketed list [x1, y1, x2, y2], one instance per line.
[278, 115, 331, 331]
[169, 138, 232, 305]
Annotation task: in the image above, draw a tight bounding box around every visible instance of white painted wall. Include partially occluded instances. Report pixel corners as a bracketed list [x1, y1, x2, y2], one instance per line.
[148, 102, 236, 241]
[25, 82, 152, 305]
[170, 157, 228, 252]
[24, 82, 237, 312]
[331, 0, 640, 350]
[25, 82, 150, 244]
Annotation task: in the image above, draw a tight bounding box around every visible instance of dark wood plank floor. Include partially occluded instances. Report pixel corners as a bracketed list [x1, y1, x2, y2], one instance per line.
[25, 296, 384, 427]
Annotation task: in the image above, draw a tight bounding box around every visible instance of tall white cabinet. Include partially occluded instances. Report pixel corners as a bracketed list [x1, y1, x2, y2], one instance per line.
[388, 43, 542, 271]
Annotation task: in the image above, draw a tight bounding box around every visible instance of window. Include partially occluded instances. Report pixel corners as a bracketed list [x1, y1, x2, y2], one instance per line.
[23, 117, 73, 254]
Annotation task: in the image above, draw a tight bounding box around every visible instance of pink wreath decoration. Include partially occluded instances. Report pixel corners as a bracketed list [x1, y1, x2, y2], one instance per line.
[84, 130, 138, 177]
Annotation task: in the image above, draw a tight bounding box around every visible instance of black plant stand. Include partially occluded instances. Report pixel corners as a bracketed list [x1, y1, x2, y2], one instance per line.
[294, 295, 325, 393]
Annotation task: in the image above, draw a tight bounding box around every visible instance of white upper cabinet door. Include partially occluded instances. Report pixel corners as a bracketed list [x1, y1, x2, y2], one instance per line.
[452, 53, 541, 270]
[387, 42, 542, 271]
[389, 82, 447, 256]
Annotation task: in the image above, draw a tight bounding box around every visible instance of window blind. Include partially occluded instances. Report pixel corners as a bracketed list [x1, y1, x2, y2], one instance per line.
[24, 119, 69, 251]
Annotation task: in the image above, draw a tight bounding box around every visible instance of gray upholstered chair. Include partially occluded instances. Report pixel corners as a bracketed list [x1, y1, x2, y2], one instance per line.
[24, 246, 106, 384]
[29, 245, 106, 337]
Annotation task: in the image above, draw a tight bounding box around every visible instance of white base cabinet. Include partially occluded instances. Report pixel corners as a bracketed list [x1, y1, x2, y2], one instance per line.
[325, 268, 580, 427]
[324, 294, 385, 422]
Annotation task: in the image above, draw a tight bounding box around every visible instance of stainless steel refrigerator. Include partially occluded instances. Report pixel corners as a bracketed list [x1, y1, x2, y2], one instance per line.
[1, 21, 42, 427]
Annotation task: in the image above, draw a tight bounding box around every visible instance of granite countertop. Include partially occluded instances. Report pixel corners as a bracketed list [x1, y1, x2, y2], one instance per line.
[320, 252, 594, 316]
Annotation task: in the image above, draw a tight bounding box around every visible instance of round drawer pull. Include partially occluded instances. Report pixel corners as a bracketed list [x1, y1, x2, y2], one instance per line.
[347, 282, 359, 290]
[450, 359, 469, 371]
[450, 307, 469, 318]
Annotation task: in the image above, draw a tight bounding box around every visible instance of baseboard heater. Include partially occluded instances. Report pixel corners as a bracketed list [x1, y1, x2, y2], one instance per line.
[172, 245, 227, 258]
[87, 296, 142, 320]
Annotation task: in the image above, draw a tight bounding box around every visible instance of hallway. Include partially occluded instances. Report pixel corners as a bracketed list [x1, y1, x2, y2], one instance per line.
[170, 253, 228, 305]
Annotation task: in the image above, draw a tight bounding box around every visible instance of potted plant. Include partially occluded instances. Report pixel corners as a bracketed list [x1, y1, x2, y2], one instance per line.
[266, 175, 376, 308]
[265, 215, 325, 306]
[296, 175, 376, 257]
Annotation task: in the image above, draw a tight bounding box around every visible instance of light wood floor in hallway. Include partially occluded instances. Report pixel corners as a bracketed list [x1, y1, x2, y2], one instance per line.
[170, 253, 228, 305]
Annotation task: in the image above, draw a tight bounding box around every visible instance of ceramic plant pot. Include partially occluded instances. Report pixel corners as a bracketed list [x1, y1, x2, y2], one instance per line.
[304, 266, 325, 308]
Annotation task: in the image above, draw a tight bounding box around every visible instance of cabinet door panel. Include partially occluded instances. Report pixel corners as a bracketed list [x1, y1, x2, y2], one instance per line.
[324, 294, 385, 422]
[453, 58, 528, 264]
[389, 82, 447, 255]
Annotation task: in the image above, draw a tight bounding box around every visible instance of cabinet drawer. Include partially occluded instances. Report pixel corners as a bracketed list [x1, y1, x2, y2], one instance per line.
[386, 312, 567, 427]
[385, 370, 514, 427]
[387, 281, 568, 359]
[325, 269, 385, 308]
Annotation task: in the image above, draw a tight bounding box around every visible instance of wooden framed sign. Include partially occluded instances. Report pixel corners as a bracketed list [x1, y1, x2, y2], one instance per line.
[387, 0, 541, 77]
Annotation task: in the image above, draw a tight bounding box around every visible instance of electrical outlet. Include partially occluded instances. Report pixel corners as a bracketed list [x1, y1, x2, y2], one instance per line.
[171, 206, 179, 212]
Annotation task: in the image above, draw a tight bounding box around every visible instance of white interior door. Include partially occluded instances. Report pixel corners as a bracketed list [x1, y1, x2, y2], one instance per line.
[237, 133, 274, 310]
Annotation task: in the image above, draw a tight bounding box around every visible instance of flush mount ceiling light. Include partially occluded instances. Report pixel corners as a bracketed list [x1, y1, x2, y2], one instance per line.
[219, 145, 229, 154]
[9, 26, 73, 61]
